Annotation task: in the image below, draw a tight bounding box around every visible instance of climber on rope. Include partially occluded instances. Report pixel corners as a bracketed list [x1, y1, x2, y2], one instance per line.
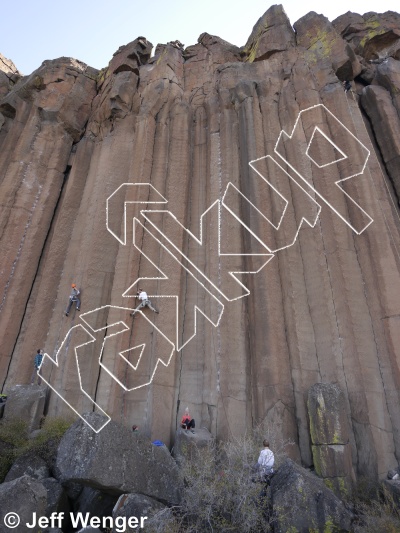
[65, 283, 81, 316]
[343, 80, 352, 93]
[31, 349, 43, 385]
[130, 288, 159, 316]
[181, 407, 195, 433]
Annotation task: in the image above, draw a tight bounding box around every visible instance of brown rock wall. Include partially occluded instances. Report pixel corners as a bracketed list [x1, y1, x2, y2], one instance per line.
[361, 84, 400, 199]
[1, 7, 400, 481]
[333, 11, 400, 60]
[294, 12, 361, 80]
[0, 59, 97, 389]
[241, 4, 295, 62]
[0, 53, 20, 100]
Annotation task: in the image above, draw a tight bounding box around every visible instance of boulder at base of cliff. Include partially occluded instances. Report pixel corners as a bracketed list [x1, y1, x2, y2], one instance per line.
[3, 385, 45, 432]
[172, 427, 214, 464]
[387, 466, 400, 480]
[4, 452, 49, 482]
[113, 493, 166, 532]
[42, 477, 70, 516]
[307, 383, 349, 445]
[270, 459, 353, 532]
[55, 412, 182, 505]
[0, 475, 47, 533]
[74, 486, 119, 517]
[62, 480, 84, 501]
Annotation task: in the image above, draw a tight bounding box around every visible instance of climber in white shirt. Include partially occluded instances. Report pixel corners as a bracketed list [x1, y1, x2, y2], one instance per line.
[130, 288, 159, 316]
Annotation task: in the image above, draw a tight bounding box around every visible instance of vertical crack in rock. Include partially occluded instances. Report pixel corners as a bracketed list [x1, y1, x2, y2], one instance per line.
[350, 98, 399, 464]
[215, 130, 222, 397]
[274, 96, 312, 459]
[0, 183, 43, 314]
[359, 95, 400, 210]
[1, 164, 71, 391]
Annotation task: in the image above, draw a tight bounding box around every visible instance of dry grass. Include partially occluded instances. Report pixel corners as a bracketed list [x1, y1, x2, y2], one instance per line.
[0, 416, 73, 482]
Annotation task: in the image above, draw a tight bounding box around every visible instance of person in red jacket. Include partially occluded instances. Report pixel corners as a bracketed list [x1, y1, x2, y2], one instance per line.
[181, 407, 195, 433]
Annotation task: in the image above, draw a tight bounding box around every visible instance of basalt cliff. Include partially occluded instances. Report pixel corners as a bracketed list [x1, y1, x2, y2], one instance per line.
[1, 5, 400, 482]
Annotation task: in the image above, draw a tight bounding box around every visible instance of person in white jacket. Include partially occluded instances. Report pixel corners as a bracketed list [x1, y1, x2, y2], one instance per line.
[258, 439, 274, 479]
[130, 288, 159, 316]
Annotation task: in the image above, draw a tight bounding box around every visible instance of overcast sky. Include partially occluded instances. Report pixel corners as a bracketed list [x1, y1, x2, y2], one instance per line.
[1, 0, 399, 75]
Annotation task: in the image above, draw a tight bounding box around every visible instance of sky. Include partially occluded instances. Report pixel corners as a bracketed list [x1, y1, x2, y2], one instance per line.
[1, 0, 399, 75]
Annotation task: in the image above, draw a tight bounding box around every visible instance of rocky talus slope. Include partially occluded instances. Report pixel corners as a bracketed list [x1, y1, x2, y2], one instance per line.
[1, 5, 400, 480]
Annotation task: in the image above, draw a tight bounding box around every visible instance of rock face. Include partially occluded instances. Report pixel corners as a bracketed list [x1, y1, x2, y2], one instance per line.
[73, 486, 118, 522]
[0, 475, 47, 533]
[360, 66, 400, 198]
[271, 459, 354, 532]
[172, 427, 214, 463]
[308, 383, 356, 497]
[4, 453, 49, 482]
[294, 11, 361, 80]
[113, 493, 166, 530]
[0, 53, 20, 99]
[41, 477, 70, 515]
[333, 11, 400, 60]
[1, 5, 400, 482]
[3, 385, 45, 432]
[55, 413, 182, 505]
[241, 4, 295, 61]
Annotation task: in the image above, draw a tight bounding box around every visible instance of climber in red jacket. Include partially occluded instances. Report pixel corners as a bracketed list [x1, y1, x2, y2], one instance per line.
[181, 407, 195, 433]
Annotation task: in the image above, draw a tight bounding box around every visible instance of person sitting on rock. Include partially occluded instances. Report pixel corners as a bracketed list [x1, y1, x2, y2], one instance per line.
[65, 283, 80, 316]
[181, 407, 195, 433]
[130, 288, 159, 316]
[257, 439, 274, 482]
[31, 349, 43, 385]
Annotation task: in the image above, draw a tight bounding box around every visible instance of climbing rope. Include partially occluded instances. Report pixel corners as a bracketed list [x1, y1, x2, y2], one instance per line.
[210, 313, 235, 439]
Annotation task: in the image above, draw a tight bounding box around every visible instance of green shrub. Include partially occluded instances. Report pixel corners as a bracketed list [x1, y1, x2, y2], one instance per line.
[26, 416, 74, 470]
[0, 416, 73, 482]
[0, 419, 29, 482]
[353, 482, 400, 533]
[147, 422, 292, 532]
[0, 418, 29, 447]
[27, 416, 72, 451]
